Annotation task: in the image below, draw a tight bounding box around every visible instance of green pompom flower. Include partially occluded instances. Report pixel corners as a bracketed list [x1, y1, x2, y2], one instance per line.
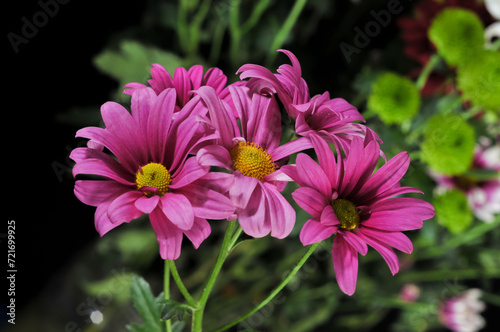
[367, 72, 420, 124]
[433, 189, 473, 234]
[421, 114, 475, 175]
[457, 50, 500, 114]
[428, 8, 485, 66]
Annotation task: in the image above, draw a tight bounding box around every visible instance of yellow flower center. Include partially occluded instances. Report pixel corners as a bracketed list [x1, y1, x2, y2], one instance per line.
[332, 199, 360, 230]
[135, 163, 172, 197]
[230, 142, 276, 180]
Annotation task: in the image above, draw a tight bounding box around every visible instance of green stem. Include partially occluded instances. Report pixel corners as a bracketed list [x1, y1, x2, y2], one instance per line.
[416, 54, 441, 91]
[167, 260, 198, 308]
[266, 0, 309, 67]
[192, 220, 237, 331]
[212, 242, 321, 332]
[164, 260, 173, 332]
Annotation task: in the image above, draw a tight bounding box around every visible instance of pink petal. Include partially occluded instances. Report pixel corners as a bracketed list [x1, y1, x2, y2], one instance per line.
[101, 101, 148, 165]
[195, 86, 236, 148]
[236, 183, 271, 238]
[310, 133, 338, 189]
[160, 193, 195, 230]
[196, 145, 233, 170]
[188, 65, 204, 90]
[359, 228, 413, 254]
[107, 191, 144, 224]
[184, 217, 211, 249]
[147, 88, 177, 163]
[71, 149, 135, 186]
[131, 87, 157, 130]
[291, 186, 329, 219]
[170, 157, 209, 189]
[295, 153, 332, 198]
[356, 232, 400, 275]
[299, 219, 336, 245]
[270, 137, 313, 161]
[134, 195, 160, 214]
[95, 202, 123, 236]
[150, 208, 184, 260]
[173, 67, 191, 107]
[338, 230, 368, 256]
[229, 172, 260, 209]
[358, 151, 410, 203]
[176, 183, 235, 220]
[362, 212, 424, 232]
[74, 180, 129, 207]
[320, 205, 340, 226]
[332, 234, 359, 296]
[370, 197, 435, 220]
[262, 182, 296, 239]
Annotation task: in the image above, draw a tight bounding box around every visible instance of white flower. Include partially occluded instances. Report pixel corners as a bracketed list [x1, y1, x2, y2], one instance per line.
[485, 0, 500, 48]
[439, 289, 486, 332]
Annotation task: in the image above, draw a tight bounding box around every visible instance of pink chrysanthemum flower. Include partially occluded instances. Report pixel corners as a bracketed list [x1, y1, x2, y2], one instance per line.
[281, 134, 435, 295]
[431, 138, 500, 222]
[439, 288, 486, 332]
[124, 63, 234, 112]
[71, 87, 234, 260]
[195, 85, 312, 239]
[237, 49, 380, 151]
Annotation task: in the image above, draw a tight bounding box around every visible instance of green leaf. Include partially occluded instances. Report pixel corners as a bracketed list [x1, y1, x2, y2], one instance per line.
[158, 298, 192, 321]
[128, 275, 163, 332]
[93, 40, 184, 90]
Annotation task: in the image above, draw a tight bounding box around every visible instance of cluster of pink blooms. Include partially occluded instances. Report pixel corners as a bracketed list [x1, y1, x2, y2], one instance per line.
[439, 289, 486, 332]
[71, 50, 434, 295]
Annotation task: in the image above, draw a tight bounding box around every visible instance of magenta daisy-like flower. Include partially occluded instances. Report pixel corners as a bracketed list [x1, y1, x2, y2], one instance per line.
[237, 49, 380, 151]
[195, 85, 312, 239]
[281, 134, 435, 295]
[71, 87, 234, 260]
[124, 63, 233, 112]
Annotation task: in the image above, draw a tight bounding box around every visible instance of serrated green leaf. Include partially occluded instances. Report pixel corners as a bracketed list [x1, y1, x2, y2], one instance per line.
[129, 276, 163, 332]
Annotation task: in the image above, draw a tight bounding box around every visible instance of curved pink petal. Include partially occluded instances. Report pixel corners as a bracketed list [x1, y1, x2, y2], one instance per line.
[236, 183, 271, 238]
[173, 67, 191, 107]
[356, 232, 400, 275]
[176, 183, 235, 220]
[101, 101, 148, 165]
[262, 182, 296, 239]
[70, 147, 135, 183]
[370, 197, 435, 220]
[196, 145, 233, 170]
[229, 172, 260, 209]
[362, 212, 424, 232]
[299, 219, 336, 245]
[291, 186, 329, 219]
[131, 87, 157, 130]
[150, 208, 184, 260]
[359, 228, 413, 254]
[270, 137, 313, 162]
[75, 127, 140, 174]
[170, 157, 209, 189]
[332, 234, 359, 296]
[184, 217, 211, 249]
[295, 153, 331, 198]
[160, 193, 195, 231]
[195, 86, 236, 148]
[338, 230, 368, 256]
[320, 205, 340, 226]
[310, 133, 338, 189]
[95, 202, 124, 236]
[357, 151, 410, 203]
[74, 180, 129, 207]
[147, 88, 177, 163]
[134, 195, 160, 214]
[107, 191, 144, 224]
